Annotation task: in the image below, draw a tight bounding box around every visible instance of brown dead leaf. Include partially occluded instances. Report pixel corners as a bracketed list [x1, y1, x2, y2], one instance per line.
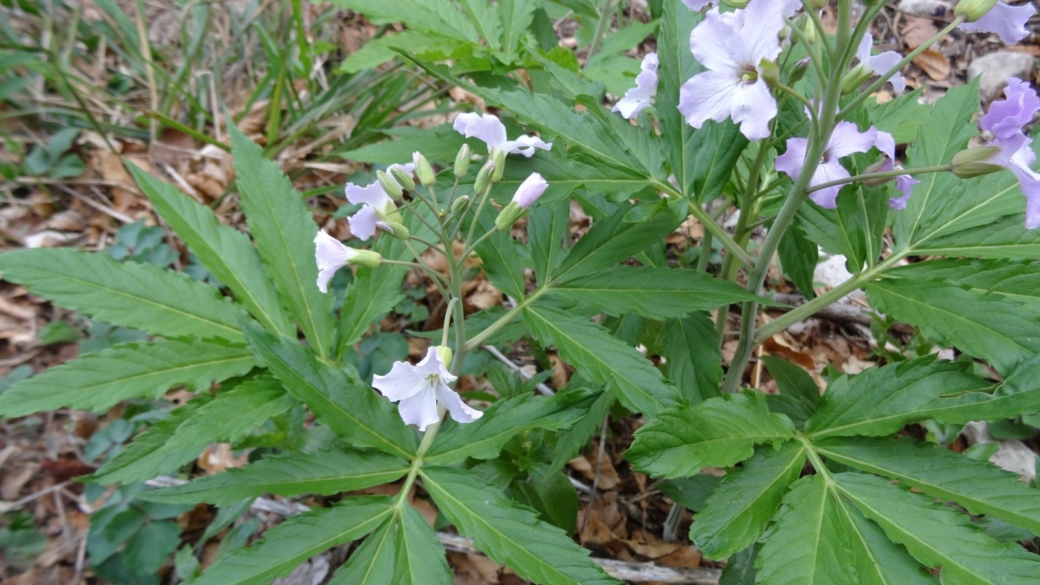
[568, 450, 619, 490]
[657, 545, 703, 568]
[41, 459, 93, 481]
[1, 463, 38, 499]
[198, 443, 250, 474]
[913, 50, 951, 81]
[900, 17, 939, 49]
[95, 151, 141, 212]
[763, 336, 816, 370]
[549, 354, 569, 389]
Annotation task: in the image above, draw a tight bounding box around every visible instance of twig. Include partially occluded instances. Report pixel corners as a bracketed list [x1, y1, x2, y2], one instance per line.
[145, 476, 719, 583]
[481, 344, 554, 396]
[0, 480, 73, 513]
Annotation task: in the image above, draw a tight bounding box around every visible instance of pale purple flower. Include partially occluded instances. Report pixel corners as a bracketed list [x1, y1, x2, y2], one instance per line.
[613, 53, 659, 120]
[345, 181, 394, 214]
[998, 135, 1040, 229]
[775, 122, 878, 208]
[982, 77, 1040, 140]
[386, 161, 416, 187]
[960, 1, 1036, 45]
[855, 33, 906, 93]
[682, 0, 800, 15]
[372, 347, 483, 431]
[976, 78, 1040, 228]
[315, 230, 369, 293]
[874, 131, 920, 210]
[512, 173, 549, 209]
[453, 112, 551, 157]
[347, 205, 390, 241]
[678, 0, 793, 140]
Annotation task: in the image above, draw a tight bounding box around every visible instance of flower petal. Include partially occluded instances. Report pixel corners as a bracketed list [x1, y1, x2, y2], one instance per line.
[453, 112, 508, 152]
[960, 2, 1036, 45]
[398, 388, 441, 431]
[730, 79, 777, 140]
[613, 53, 659, 120]
[981, 77, 1040, 140]
[345, 181, 393, 212]
[828, 122, 877, 159]
[679, 70, 740, 129]
[689, 9, 745, 72]
[372, 362, 428, 402]
[314, 230, 351, 293]
[891, 173, 920, 210]
[682, 0, 714, 10]
[512, 173, 549, 208]
[504, 135, 552, 157]
[776, 138, 809, 180]
[740, 0, 789, 63]
[435, 383, 484, 425]
[874, 130, 896, 160]
[347, 205, 380, 241]
[866, 50, 906, 93]
[808, 160, 851, 209]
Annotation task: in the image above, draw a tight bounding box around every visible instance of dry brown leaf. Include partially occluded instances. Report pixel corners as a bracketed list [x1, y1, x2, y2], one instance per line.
[913, 50, 951, 81]
[198, 443, 249, 474]
[763, 336, 816, 370]
[900, 17, 939, 48]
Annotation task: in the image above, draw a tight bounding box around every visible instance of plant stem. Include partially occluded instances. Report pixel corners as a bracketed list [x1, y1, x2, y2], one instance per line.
[464, 287, 548, 351]
[753, 251, 906, 342]
[656, 181, 755, 269]
[806, 164, 953, 193]
[585, 0, 617, 67]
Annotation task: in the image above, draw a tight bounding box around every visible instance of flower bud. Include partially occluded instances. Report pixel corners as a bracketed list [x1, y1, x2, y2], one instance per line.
[512, 173, 549, 209]
[788, 57, 810, 85]
[435, 345, 453, 367]
[803, 19, 817, 45]
[842, 65, 872, 95]
[377, 170, 403, 201]
[474, 160, 495, 194]
[380, 220, 410, 240]
[491, 149, 506, 182]
[450, 195, 470, 217]
[454, 144, 471, 179]
[413, 152, 436, 187]
[390, 167, 416, 191]
[345, 248, 383, 269]
[951, 146, 1004, 178]
[758, 59, 781, 90]
[495, 201, 526, 231]
[954, 0, 999, 22]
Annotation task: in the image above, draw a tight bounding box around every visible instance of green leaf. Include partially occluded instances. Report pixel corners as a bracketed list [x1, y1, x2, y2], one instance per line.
[528, 198, 570, 285]
[241, 320, 418, 458]
[426, 388, 597, 464]
[394, 503, 453, 585]
[123, 520, 181, 575]
[816, 437, 1040, 535]
[331, 0, 479, 42]
[760, 355, 819, 407]
[0, 339, 254, 417]
[484, 148, 652, 205]
[548, 390, 615, 475]
[777, 221, 818, 297]
[835, 182, 889, 272]
[913, 214, 1040, 259]
[472, 210, 526, 300]
[866, 277, 1040, 375]
[656, 475, 722, 512]
[834, 473, 1040, 584]
[329, 518, 397, 585]
[523, 305, 680, 416]
[656, 1, 746, 199]
[338, 235, 412, 352]
[499, 0, 536, 57]
[0, 248, 246, 341]
[128, 164, 293, 337]
[457, 0, 502, 49]
[548, 266, 762, 319]
[89, 376, 292, 485]
[552, 204, 680, 284]
[229, 126, 334, 358]
[140, 449, 409, 505]
[421, 467, 619, 584]
[832, 496, 938, 585]
[193, 497, 395, 585]
[339, 124, 467, 164]
[690, 441, 805, 560]
[625, 392, 795, 478]
[756, 476, 858, 585]
[660, 314, 722, 403]
[883, 258, 1040, 313]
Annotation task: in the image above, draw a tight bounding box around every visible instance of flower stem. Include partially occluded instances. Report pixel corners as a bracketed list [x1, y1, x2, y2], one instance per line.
[464, 287, 548, 351]
[656, 181, 755, 269]
[585, 0, 618, 68]
[806, 164, 953, 193]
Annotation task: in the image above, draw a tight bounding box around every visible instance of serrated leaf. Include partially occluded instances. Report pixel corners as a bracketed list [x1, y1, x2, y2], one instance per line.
[499, 0, 536, 57]
[338, 235, 412, 353]
[884, 258, 1040, 313]
[0, 248, 246, 341]
[835, 473, 1040, 584]
[140, 449, 409, 505]
[832, 495, 938, 585]
[328, 517, 397, 585]
[472, 210, 526, 300]
[128, 164, 293, 337]
[816, 436, 1040, 535]
[548, 390, 615, 475]
[660, 314, 722, 403]
[427, 388, 596, 464]
[394, 503, 453, 585]
[777, 220, 819, 297]
[482, 148, 651, 206]
[760, 355, 819, 408]
[457, 0, 502, 49]
[229, 126, 334, 358]
[523, 305, 680, 416]
[241, 320, 418, 458]
[866, 277, 1040, 375]
[0, 339, 254, 417]
[528, 198, 570, 285]
[89, 376, 293, 485]
[756, 476, 857, 585]
[691, 441, 805, 560]
[421, 466, 619, 585]
[193, 497, 395, 585]
[547, 266, 762, 319]
[331, 0, 478, 42]
[625, 392, 795, 478]
[551, 204, 680, 285]
[914, 215, 1040, 259]
[122, 520, 181, 575]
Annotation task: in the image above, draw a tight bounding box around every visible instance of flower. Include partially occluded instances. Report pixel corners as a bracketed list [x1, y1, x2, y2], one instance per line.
[959, 1, 1036, 45]
[981, 77, 1040, 140]
[854, 33, 906, 93]
[613, 53, 659, 120]
[775, 122, 878, 208]
[314, 230, 382, 293]
[346, 205, 387, 241]
[512, 173, 549, 209]
[678, 0, 795, 140]
[453, 113, 552, 158]
[386, 161, 416, 187]
[345, 181, 394, 214]
[874, 130, 920, 210]
[343, 174, 407, 242]
[682, 0, 799, 14]
[372, 346, 483, 431]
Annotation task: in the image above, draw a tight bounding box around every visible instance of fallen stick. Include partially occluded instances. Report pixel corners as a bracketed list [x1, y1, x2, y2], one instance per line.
[145, 475, 722, 584]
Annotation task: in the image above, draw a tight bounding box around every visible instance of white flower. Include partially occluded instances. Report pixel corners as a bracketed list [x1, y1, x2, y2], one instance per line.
[452, 112, 552, 157]
[314, 230, 381, 293]
[613, 53, 659, 119]
[372, 347, 483, 431]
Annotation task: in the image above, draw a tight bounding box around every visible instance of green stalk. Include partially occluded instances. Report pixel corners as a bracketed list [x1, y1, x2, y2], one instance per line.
[655, 181, 755, 269]
[807, 164, 953, 193]
[464, 287, 548, 351]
